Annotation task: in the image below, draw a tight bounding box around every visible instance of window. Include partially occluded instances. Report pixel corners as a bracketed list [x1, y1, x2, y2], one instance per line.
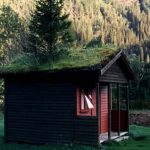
[77, 87, 96, 116]
[80, 91, 94, 112]
[112, 84, 117, 110]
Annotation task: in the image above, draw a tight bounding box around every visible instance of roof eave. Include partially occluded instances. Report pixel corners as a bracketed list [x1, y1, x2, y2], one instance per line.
[100, 50, 122, 76]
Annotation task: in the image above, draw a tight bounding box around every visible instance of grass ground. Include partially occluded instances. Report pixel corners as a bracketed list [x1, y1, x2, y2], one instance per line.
[0, 113, 150, 150]
[108, 125, 150, 150]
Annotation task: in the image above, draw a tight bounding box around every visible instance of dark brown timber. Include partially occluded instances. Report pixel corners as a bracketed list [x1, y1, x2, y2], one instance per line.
[126, 84, 129, 133]
[117, 84, 120, 136]
[100, 61, 128, 83]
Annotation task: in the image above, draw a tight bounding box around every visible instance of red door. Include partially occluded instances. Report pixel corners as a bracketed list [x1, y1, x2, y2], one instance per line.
[100, 86, 108, 133]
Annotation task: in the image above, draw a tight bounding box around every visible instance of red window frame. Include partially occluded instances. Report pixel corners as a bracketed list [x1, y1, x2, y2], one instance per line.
[80, 90, 93, 113]
[76, 87, 96, 117]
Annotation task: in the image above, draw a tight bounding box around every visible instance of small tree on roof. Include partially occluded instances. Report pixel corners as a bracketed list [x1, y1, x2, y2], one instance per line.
[29, 0, 74, 59]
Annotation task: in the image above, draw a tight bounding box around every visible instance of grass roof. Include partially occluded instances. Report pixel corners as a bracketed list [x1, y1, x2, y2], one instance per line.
[0, 46, 120, 74]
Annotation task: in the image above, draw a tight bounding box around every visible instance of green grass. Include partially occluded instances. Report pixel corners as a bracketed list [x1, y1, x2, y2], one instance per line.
[0, 47, 119, 73]
[45, 47, 118, 70]
[0, 113, 150, 150]
[107, 126, 150, 150]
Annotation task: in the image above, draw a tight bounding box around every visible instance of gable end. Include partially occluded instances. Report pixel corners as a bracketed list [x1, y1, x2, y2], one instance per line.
[99, 60, 128, 83]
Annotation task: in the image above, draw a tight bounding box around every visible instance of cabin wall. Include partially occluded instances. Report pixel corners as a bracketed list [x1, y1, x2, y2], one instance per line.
[75, 86, 98, 145]
[74, 117, 98, 144]
[5, 78, 75, 144]
[100, 61, 128, 83]
[4, 77, 98, 145]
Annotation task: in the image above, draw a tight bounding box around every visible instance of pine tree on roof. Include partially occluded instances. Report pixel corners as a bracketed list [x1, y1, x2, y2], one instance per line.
[29, 0, 74, 58]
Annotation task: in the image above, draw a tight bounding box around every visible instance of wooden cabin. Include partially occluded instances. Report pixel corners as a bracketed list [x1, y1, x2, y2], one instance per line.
[0, 50, 135, 145]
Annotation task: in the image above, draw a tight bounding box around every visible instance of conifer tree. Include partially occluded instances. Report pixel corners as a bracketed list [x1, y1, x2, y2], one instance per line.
[0, 6, 22, 64]
[29, 0, 73, 57]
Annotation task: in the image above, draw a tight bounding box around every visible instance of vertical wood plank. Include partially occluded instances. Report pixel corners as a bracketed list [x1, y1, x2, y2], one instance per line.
[126, 84, 129, 133]
[4, 79, 8, 142]
[108, 84, 111, 140]
[100, 86, 108, 133]
[96, 83, 100, 142]
[117, 83, 120, 136]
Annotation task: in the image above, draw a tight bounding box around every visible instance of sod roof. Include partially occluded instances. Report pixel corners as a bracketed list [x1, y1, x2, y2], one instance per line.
[0, 47, 123, 74]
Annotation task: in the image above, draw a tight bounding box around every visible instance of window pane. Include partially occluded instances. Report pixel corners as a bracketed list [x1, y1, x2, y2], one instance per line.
[76, 86, 97, 117]
[120, 85, 127, 110]
[112, 84, 117, 110]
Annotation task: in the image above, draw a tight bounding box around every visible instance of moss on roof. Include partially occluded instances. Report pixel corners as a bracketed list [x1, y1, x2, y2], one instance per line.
[0, 47, 120, 74]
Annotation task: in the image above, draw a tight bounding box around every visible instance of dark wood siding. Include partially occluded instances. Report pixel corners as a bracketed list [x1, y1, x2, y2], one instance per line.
[74, 117, 98, 145]
[100, 61, 128, 83]
[5, 77, 99, 145]
[5, 79, 75, 144]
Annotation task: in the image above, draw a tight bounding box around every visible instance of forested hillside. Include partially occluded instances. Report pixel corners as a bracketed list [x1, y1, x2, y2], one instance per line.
[63, 0, 150, 63]
[1, 0, 150, 64]
[3, 0, 150, 46]
[0, 0, 35, 21]
[65, 0, 147, 46]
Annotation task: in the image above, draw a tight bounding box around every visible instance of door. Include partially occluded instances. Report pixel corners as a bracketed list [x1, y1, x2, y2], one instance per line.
[100, 85, 108, 133]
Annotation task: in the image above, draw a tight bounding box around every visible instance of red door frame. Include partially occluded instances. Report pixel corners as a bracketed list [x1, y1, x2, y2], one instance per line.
[99, 85, 108, 133]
